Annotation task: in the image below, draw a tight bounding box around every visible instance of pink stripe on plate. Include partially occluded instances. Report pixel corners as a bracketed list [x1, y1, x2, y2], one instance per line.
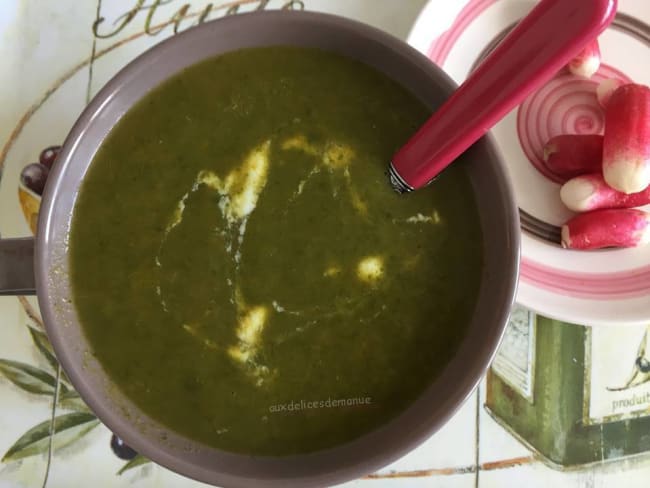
[520, 258, 650, 299]
[427, 0, 499, 65]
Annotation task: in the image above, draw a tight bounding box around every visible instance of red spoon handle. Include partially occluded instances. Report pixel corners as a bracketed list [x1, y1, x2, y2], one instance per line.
[390, 0, 617, 192]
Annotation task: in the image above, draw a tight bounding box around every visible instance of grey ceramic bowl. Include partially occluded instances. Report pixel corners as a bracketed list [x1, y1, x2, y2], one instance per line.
[0, 10, 519, 488]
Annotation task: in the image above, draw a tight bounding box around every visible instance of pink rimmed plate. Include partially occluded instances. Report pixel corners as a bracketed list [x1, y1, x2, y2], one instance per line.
[408, 0, 650, 326]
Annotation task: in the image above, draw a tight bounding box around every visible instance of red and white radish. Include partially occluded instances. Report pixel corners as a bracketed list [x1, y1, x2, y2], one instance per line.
[543, 134, 603, 180]
[596, 78, 624, 109]
[561, 208, 650, 250]
[568, 39, 601, 78]
[602, 84, 650, 194]
[560, 173, 650, 212]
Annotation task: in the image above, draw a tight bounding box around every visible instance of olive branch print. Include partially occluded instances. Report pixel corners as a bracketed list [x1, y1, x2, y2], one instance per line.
[0, 295, 150, 475]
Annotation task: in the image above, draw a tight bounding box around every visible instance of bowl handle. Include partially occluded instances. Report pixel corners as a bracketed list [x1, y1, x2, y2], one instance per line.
[0, 238, 36, 295]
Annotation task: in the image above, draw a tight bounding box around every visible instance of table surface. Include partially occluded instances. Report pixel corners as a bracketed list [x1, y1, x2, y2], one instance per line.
[1, 1, 649, 487]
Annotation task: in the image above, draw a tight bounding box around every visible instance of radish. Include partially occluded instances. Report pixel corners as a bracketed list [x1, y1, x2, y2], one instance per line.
[596, 78, 624, 109]
[561, 208, 650, 250]
[560, 173, 650, 212]
[568, 39, 601, 78]
[603, 84, 650, 194]
[543, 134, 603, 180]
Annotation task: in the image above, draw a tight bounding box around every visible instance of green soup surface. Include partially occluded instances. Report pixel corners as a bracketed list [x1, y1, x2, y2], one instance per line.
[69, 47, 483, 455]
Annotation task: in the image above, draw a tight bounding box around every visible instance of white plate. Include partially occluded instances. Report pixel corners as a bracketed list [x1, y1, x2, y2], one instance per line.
[408, 0, 650, 326]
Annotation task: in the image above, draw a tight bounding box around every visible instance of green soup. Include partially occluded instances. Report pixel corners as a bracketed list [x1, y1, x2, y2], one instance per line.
[69, 47, 483, 455]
